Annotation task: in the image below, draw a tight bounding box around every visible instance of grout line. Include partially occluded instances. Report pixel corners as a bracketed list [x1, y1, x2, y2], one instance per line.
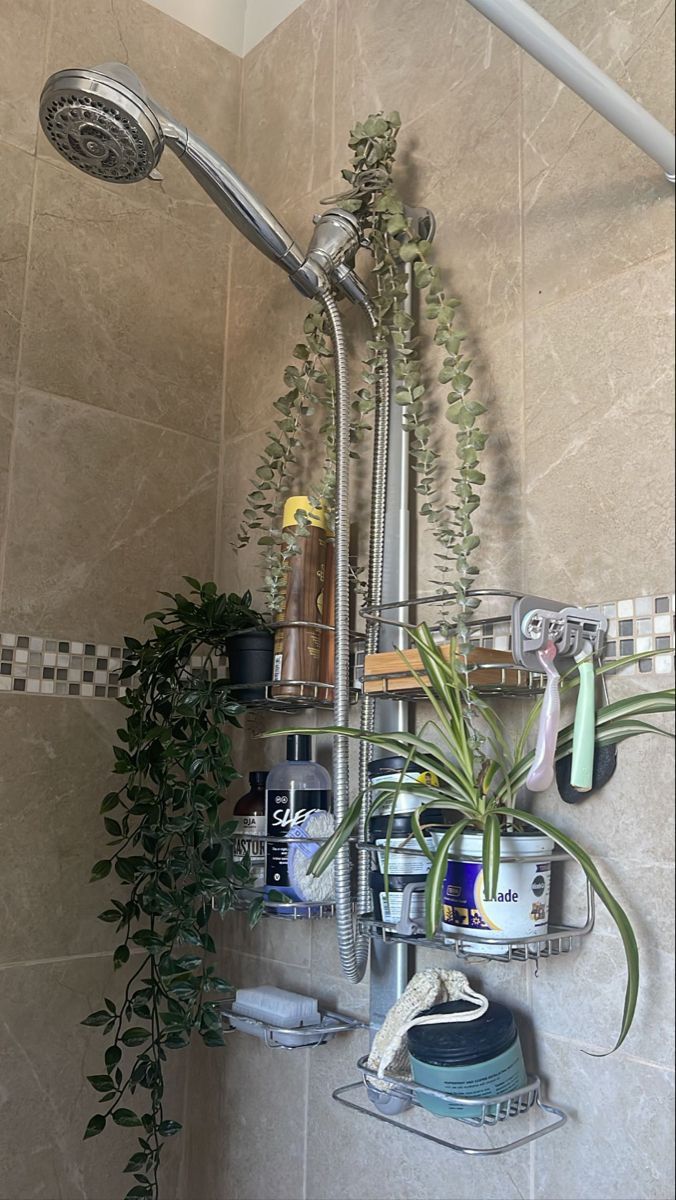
[221, 944, 312, 973]
[540, 1029, 676, 1073]
[302, 1045, 311, 1200]
[4, 380, 222, 446]
[0, 947, 145, 972]
[0, 163, 41, 605]
[0, 0, 53, 607]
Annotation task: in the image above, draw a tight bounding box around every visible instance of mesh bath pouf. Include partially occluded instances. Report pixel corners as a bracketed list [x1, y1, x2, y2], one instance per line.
[287, 810, 335, 903]
[367, 967, 488, 1087]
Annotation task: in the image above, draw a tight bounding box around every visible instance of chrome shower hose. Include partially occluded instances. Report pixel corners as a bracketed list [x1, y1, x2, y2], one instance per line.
[321, 290, 390, 984]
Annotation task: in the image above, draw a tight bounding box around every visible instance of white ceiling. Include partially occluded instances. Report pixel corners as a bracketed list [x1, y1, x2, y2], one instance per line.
[142, 0, 307, 56]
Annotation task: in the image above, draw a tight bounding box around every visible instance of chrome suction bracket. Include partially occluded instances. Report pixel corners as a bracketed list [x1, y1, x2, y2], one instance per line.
[512, 596, 607, 671]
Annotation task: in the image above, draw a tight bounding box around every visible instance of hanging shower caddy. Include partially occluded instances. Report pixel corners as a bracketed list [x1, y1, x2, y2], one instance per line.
[222, 201, 611, 1150]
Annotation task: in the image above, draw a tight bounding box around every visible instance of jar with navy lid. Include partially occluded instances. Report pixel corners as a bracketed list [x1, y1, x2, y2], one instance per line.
[406, 999, 528, 1120]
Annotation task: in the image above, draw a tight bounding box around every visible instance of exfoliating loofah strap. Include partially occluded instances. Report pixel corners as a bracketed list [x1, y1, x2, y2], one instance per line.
[367, 967, 488, 1085]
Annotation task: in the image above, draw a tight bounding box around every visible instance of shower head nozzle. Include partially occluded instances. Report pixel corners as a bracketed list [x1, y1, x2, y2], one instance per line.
[39, 66, 164, 183]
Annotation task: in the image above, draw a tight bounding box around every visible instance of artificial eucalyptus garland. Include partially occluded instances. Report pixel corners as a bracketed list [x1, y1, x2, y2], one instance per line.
[237, 111, 486, 641]
[82, 581, 264, 1200]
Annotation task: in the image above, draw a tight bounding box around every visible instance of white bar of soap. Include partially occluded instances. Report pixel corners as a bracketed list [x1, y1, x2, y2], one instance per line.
[232, 986, 321, 1027]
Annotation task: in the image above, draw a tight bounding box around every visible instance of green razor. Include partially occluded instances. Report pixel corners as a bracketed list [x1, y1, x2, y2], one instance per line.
[571, 643, 596, 791]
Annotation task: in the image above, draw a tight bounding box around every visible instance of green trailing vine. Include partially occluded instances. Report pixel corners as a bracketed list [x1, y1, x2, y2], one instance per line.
[237, 112, 486, 643]
[82, 581, 265, 1200]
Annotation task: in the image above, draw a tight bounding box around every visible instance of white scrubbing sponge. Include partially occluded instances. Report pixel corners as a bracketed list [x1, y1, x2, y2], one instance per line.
[287, 810, 335, 902]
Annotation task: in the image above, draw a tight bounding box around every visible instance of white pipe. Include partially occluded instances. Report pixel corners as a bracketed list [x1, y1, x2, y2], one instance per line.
[465, 0, 675, 182]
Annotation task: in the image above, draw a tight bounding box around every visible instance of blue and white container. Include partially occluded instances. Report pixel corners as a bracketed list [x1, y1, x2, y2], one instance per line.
[407, 999, 528, 1120]
[441, 830, 554, 955]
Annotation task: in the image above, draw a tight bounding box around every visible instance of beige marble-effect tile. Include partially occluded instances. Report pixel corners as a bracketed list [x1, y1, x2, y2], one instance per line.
[415, 322, 524, 599]
[334, 0, 458, 143]
[240, 0, 335, 214]
[0, 696, 124, 964]
[0, 389, 218, 641]
[397, 49, 521, 337]
[334, 0, 517, 163]
[524, 251, 675, 600]
[224, 186, 333, 441]
[0, 0, 50, 154]
[533, 1033, 675, 1200]
[523, 0, 676, 307]
[41, 0, 242, 236]
[190, 950, 310, 1200]
[306, 1026, 533, 1200]
[531, 857, 674, 1068]
[524, 686, 675, 865]
[0, 141, 33, 384]
[0, 954, 187, 1200]
[21, 158, 228, 439]
[222, 907, 312, 968]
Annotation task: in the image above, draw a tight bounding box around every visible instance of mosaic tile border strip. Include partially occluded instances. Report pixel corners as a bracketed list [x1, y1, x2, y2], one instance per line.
[0, 592, 673, 699]
[472, 591, 675, 677]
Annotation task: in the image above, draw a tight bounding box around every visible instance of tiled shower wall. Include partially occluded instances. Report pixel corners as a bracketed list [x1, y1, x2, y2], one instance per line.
[0, 1, 240, 1195]
[183, 3, 675, 1200]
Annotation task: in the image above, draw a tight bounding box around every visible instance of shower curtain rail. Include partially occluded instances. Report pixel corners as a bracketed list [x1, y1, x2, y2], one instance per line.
[466, 0, 676, 181]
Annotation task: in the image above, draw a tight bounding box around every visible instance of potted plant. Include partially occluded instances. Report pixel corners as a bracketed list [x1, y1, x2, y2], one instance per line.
[219, 588, 273, 702]
[82, 579, 270, 1199]
[270, 623, 675, 1050]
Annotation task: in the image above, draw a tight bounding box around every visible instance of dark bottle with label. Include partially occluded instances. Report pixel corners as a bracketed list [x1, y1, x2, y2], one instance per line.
[265, 734, 331, 899]
[233, 771, 268, 889]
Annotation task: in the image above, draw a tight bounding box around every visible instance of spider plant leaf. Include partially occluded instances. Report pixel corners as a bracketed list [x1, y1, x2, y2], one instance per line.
[495, 806, 639, 1051]
[482, 813, 501, 902]
[424, 819, 470, 938]
[265, 723, 478, 802]
[308, 791, 363, 877]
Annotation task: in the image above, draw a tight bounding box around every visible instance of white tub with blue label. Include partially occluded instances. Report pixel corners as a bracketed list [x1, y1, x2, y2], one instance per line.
[441, 830, 554, 955]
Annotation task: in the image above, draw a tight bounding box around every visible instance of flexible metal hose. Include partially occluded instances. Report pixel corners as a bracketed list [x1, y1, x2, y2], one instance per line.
[321, 288, 390, 983]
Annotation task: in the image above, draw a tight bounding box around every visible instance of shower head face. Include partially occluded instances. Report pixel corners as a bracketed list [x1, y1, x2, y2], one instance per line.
[39, 68, 164, 184]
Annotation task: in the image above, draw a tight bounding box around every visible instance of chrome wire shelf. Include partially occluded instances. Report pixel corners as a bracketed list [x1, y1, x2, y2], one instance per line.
[358, 911, 594, 961]
[356, 843, 595, 958]
[231, 886, 340, 921]
[359, 588, 546, 699]
[226, 618, 363, 711]
[221, 999, 365, 1049]
[333, 1058, 566, 1155]
[228, 679, 338, 711]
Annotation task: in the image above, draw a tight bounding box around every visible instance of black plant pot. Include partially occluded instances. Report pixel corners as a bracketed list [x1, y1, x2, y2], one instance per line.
[225, 629, 274, 702]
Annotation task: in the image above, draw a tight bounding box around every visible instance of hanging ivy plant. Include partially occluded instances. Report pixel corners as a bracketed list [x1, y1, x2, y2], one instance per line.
[237, 111, 486, 642]
[82, 580, 264, 1200]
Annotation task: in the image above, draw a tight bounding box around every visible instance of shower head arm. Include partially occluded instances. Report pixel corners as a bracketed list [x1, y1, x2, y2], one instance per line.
[150, 98, 326, 297]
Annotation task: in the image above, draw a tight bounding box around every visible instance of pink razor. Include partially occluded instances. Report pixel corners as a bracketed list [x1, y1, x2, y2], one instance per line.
[526, 640, 561, 792]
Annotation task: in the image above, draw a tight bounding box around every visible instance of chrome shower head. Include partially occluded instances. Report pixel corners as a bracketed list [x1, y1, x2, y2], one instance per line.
[39, 66, 164, 183]
[38, 62, 366, 302]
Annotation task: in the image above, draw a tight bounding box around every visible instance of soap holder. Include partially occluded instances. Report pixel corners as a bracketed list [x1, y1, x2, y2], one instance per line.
[221, 1000, 365, 1049]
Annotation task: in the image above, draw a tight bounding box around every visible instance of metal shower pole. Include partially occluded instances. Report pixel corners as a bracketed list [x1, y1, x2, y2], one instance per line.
[465, 0, 676, 182]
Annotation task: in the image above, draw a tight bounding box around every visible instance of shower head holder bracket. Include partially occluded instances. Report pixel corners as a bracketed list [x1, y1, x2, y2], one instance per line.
[511, 596, 607, 671]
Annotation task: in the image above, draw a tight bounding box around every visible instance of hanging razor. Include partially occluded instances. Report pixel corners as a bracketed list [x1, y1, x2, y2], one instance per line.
[512, 597, 608, 794]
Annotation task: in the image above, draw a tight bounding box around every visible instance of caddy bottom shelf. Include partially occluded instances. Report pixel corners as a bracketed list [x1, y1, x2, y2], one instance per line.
[333, 1057, 567, 1155]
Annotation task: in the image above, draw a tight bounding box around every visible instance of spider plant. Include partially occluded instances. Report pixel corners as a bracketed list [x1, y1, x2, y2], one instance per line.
[266, 623, 674, 1050]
